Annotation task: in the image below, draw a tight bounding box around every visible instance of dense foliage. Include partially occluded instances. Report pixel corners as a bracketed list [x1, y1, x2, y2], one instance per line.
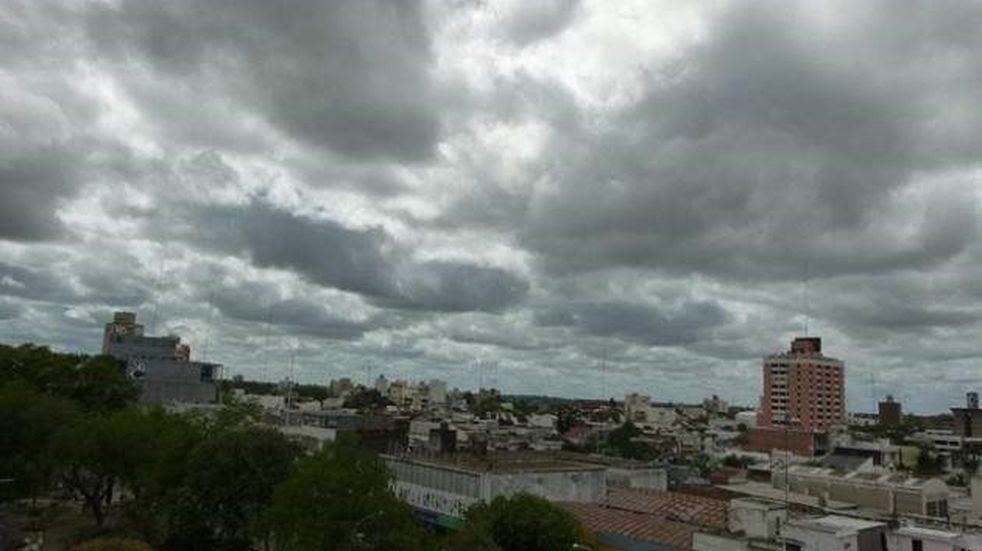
[456, 493, 581, 551]
[265, 439, 430, 551]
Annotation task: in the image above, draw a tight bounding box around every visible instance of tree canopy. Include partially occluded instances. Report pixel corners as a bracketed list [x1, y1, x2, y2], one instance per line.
[265, 440, 429, 551]
[457, 493, 581, 551]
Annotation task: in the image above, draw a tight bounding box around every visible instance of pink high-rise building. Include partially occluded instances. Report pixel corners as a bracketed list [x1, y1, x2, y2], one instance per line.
[757, 337, 846, 432]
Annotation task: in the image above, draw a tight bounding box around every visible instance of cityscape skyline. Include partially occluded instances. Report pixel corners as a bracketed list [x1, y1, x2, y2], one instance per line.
[4, 0, 982, 414]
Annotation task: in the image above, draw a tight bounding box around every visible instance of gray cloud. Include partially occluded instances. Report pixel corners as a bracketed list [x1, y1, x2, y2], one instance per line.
[510, 1, 982, 280]
[3, 0, 982, 411]
[188, 200, 530, 314]
[209, 283, 375, 341]
[535, 299, 731, 347]
[500, 0, 581, 47]
[85, 0, 439, 161]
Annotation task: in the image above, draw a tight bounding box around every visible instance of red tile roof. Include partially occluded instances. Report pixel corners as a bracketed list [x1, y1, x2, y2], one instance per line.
[560, 502, 696, 550]
[603, 488, 728, 531]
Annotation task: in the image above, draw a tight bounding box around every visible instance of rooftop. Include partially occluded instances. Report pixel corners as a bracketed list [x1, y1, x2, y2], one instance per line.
[603, 488, 728, 530]
[895, 525, 962, 540]
[559, 502, 697, 550]
[382, 451, 606, 474]
[788, 515, 886, 535]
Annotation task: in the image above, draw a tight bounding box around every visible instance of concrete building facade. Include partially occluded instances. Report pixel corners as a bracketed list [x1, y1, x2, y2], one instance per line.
[382, 452, 606, 527]
[782, 516, 889, 551]
[757, 337, 845, 432]
[102, 312, 220, 405]
[772, 466, 950, 518]
[879, 395, 903, 426]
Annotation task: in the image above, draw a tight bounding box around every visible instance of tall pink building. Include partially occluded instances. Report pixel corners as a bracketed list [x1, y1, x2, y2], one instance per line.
[757, 337, 846, 432]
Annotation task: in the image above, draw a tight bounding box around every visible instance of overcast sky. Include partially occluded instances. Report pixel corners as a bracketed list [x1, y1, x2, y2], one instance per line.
[2, 0, 982, 413]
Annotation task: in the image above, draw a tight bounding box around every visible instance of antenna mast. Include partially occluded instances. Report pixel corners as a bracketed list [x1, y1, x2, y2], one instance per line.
[803, 261, 810, 336]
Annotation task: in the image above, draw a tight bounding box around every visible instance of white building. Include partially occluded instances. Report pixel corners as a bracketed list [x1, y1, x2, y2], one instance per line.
[383, 452, 606, 527]
[782, 516, 889, 551]
[624, 393, 680, 430]
[889, 525, 982, 551]
[428, 379, 447, 406]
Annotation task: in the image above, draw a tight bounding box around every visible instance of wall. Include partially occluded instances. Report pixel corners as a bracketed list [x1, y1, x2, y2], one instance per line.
[486, 468, 607, 503]
[747, 427, 821, 455]
[728, 499, 786, 540]
[138, 359, 219, 404]
[607, 467, 668, 491]
[887, 534, 957, 551]
[782, 525, 852, 551]
[692, 533, 750, 551]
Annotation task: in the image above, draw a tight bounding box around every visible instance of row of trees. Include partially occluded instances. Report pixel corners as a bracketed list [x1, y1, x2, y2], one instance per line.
[1, 344, 583, 551]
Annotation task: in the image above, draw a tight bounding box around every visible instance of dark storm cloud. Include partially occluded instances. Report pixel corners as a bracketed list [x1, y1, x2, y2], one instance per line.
[535, 299, 731, 347]
[188, 200, 529, 313]
[0, 262, 72, 302]
[208, 282, 374, 341]
[0, 298, 24, 321]
[4, 0, 982, 409]
[0, 256, 151, 308]
[85, 0, 439, 161]
[0, 145, 76, 240]
[515, 1, 982, 280]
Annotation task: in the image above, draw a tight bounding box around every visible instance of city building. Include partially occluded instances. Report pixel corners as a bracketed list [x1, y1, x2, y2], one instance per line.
[382, 452, 607, 527]
[772, 466, 950, 518]
[102, 311, 221, 405]
[549, 452, 668, 491]
[624, 393, 681, 430]
[702, 395, 729, 417]
[757, 337, 846, 432]
[952, 392, 982, 440]
[781, 515, 889, 551]
[746, 426, 830, 456]
[878, 395, 902, 426]
[888, 525, 982, 551]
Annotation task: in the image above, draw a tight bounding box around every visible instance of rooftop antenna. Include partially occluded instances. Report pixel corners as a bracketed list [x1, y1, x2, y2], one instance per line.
[263, 301, 274, 379]
[598, 343, 608, 454]
[802, 261, 810, 336]
[201, 290, 215, 362]
[869, 372, 877, 414]
[149, 257, 164, 335]
[286, 348, 296, 425]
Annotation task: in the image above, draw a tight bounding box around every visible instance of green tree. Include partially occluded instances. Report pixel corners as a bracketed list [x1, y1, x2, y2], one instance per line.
[265, 441, 429, 551]
[603, 421, 656, 460]
[914, 446, 944, 476]
[68, 355, 141, 412]
[52, 410, 155, 526]
[0, 344, 138, 412]
[0, 382, 77, 505]
[460, 493, 581, 551]
[163, 426, 300, 551]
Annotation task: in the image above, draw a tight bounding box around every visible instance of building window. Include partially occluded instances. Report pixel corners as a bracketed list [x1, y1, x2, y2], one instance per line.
[911, 539, 923, 551]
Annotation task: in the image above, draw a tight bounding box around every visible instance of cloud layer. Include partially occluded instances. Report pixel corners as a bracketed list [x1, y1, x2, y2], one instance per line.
[2, 0, 982, 412]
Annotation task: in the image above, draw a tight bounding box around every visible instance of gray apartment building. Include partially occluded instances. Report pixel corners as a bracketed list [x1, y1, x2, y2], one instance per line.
[103, 311, 221, 405]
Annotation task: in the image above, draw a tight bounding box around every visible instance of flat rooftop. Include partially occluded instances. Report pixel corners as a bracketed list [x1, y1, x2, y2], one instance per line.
[382, 451, 607, 474]
[895, 526, 961, 540]
[789, 515, 886, 535]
